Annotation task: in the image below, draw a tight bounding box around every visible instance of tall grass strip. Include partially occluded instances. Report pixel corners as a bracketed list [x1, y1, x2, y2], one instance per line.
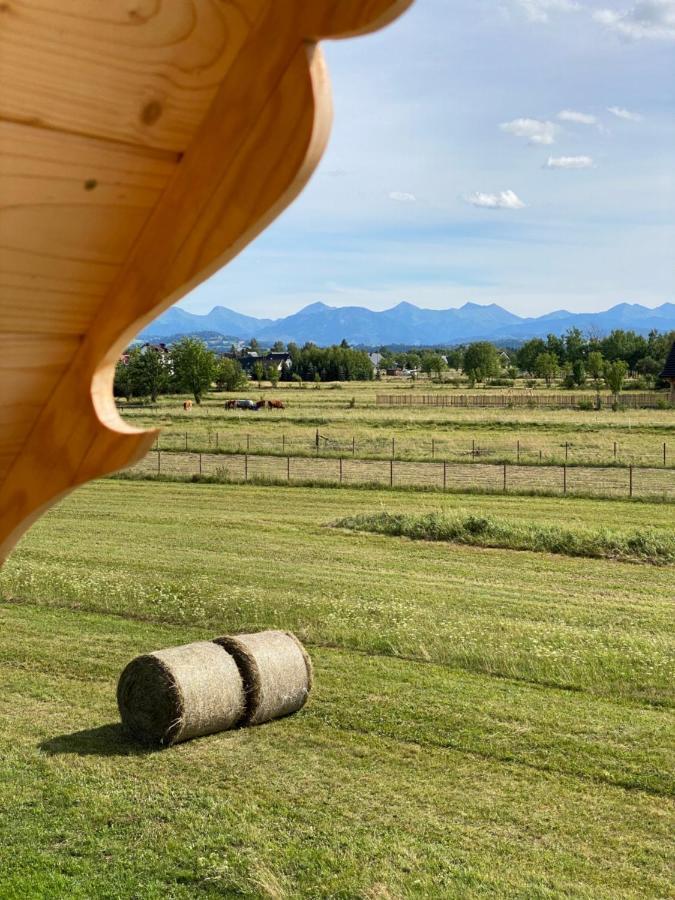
[333, 512, 675, 566]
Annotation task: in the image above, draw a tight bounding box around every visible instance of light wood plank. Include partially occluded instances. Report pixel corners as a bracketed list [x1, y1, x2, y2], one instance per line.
[0, 120, 177, 334]
[0, 0, 414, 562]
[0, 0, 268, 152]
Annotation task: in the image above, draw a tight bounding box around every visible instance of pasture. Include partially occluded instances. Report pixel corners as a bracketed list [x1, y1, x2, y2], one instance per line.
[118, 382, 675, 468]
[1, 478, 673, 897]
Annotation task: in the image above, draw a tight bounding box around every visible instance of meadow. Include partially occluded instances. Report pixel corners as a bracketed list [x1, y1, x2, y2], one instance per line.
[119, 382, 675, 468]
[1, 471, 673, 897]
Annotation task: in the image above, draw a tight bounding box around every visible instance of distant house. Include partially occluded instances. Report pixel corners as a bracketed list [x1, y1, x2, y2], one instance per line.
[238, 351, 292, 374]
[369, 352, 384, 370]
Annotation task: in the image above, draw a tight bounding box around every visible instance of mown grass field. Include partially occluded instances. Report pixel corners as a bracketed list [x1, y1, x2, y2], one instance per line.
[1, 479, 673, 897]
[119, 383, 675, 467]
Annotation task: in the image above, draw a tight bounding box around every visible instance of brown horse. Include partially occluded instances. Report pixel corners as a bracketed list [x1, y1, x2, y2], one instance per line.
[267, 399, 285, 410]
[183, 400, 193, 411]
[256, 399, 266, 409]
[224, 400, 237, 409]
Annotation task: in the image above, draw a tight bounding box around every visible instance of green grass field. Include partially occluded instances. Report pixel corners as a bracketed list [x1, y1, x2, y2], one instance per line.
[119, 384, 675, 468]
[1, 479, 673, 897]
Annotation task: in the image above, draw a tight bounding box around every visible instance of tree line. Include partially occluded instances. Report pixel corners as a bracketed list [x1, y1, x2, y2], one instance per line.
[376, 328, 674, 391]
[114, 338, 374, 404]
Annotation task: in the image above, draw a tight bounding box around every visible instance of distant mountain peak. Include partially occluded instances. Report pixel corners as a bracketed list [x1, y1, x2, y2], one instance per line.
[139, 299, 672, 347]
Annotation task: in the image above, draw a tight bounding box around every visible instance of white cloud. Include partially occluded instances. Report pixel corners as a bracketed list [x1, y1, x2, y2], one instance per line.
[607, 105, 643, 121]
[466, 190, 526, 209]
[546, 155, 595, 168]
[593, 1, 675, 40]
[389, 191, 417, 202]
[501, 117, 558, 144]
[558, 110, 598, 125]
[511, 0, 580, 22]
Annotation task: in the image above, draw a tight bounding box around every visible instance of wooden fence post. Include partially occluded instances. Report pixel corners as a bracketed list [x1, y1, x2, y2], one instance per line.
[245, 454, 248, 482]
[629, 465, 633, 498]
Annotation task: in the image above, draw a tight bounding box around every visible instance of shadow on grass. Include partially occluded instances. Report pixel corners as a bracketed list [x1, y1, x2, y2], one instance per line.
[39, 724, 155, 757]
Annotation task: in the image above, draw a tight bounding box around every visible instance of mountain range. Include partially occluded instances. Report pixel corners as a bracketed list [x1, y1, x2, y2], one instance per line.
[139, 301, 674, 347]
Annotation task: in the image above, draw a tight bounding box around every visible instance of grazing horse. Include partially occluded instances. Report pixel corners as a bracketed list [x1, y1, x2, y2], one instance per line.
[183, 400, 193, 411]
[256, 399, 266, 409]
[224, 400, 237, 409]
[267, 399, 285, 410]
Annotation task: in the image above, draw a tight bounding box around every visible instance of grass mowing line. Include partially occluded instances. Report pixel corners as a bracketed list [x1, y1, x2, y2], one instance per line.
[3, 597, 669, 715]
[305, 638, 674, 712]
[313, 718, 673, 800]
[333, 511, 675, 565]
[2, 603, 672, 800]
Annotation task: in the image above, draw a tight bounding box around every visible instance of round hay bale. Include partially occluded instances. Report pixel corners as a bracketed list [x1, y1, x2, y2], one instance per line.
[214, 631, 313, 726]
[117, 641, 245, 746]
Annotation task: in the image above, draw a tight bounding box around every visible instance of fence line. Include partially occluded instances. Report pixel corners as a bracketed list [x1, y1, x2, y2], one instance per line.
[127, 451, 675, 501]
[153, 430, 672, 469]
[376, 392, 667, 409]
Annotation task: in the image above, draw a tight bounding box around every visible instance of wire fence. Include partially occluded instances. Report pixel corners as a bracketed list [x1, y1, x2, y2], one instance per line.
[128, 451, 675, 501]
[376, 392, 668, 409]
[153, 430, 673, 469]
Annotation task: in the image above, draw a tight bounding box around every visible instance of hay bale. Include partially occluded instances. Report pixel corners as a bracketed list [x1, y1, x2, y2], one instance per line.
[117, 641, 245, 746]
[214, 630, 313, 725]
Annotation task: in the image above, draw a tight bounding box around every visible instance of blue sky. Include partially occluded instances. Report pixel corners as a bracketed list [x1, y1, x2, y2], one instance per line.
[180, 0, 675, 319]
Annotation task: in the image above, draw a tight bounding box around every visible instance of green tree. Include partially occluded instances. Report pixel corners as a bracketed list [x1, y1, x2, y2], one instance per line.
[214, 357, 246, 392]
[421, 353, 446, 380]
[587, 351, 604, 391]
[113, 354, 135, 401]
[604, 359, 628, 402]
[463, 342, 500, 386]
[534, 352, 559, 387]
[445, 348, 464, 370]
[253, 361, 265, 386]
[249, 338, 259, 351]
[564, 327, 585, 363]
[571, 359, 586, 387]
[266, 364, 280, 387]
[271, 340, 285, 352]
[129, 347, 169, 402]
[170, 337, 216, 404]
[516, 338, 546, 375]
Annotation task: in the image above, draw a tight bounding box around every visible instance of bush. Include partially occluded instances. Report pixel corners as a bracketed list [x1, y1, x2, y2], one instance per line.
[577, 399, 595, 411]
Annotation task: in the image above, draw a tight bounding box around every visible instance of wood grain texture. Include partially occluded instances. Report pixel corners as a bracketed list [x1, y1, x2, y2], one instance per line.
[0, 120, 177, 335]
[0, 0, 414, 563]
[0, 0, 268, 152]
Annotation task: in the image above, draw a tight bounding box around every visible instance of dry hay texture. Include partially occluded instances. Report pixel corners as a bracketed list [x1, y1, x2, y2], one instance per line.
[117, 631, 312, 746]
[214, 630, 314, 726]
